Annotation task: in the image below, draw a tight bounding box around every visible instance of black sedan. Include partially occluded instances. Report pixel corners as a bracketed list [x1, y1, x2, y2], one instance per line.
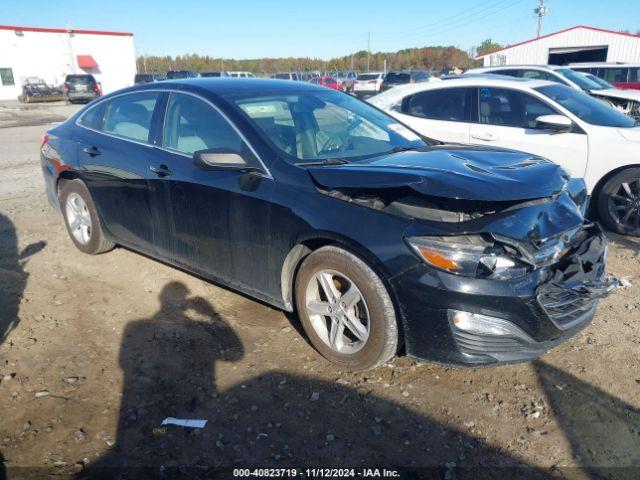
[40, 79, 617, 370]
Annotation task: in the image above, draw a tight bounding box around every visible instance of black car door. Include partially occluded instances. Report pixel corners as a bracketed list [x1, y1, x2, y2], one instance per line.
[148, 91, 275, 297]
[76, 91, 162, 254]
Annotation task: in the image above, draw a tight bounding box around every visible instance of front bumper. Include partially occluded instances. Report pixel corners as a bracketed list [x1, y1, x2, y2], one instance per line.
[391, 225, 618, 366]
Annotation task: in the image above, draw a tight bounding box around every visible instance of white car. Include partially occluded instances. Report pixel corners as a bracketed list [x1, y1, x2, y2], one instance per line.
[353, 72, 384, 98]
[369, 76, 640, 235]
[467, 65, 640, 118]
[229, 71, 255, 78]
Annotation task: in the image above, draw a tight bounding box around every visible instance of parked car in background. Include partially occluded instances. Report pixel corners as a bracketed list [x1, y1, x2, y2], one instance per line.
[272, 72, 302, 81]
[440, 66, 463, 76]
[166, 70, 201, 79]
[353, 72, 384, 98]
[201, 71, 230, 78]
[382, 70, 430, 91]
[229, 71, 255, 78]
[63, 74, 101, 103]
[466, 65, 640, 118]
[336, 71, 357, 92]
[41, 78, 616, 369]
[576, 72, 640, 117]
[311, 75, 344, 91]
[570, 63, 640, 90]
[369, 76, 640, 236]
[134, 73, 166, 84]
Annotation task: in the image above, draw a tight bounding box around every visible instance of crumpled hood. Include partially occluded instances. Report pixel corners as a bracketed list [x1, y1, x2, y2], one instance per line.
[592, 88, 640, 102]
[307, 147, 569, 201]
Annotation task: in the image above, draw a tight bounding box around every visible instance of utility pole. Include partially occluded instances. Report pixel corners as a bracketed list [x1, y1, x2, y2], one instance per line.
[367, 32, 371, 72]
[534, 0, 549, 37]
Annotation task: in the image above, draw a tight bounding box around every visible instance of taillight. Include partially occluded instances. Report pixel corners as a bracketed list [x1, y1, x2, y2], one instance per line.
[64, 82, 70, 91]
[92, 83, 101, 94]
[380, 83, 385, 90]
[40, 134, 49, 152]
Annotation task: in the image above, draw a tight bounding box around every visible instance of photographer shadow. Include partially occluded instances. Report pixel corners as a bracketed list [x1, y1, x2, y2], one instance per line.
[77, 281, 548, 479]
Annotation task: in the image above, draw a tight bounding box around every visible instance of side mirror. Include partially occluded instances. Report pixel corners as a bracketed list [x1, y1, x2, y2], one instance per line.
[193, 148, 261, 173]
[535, 114, 573, 133]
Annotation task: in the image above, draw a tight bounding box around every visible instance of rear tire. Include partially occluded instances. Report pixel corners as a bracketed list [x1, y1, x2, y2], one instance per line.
[597, 168, 640, 236]
[59, 180, 114, 254]
[294, 246, 398, 371]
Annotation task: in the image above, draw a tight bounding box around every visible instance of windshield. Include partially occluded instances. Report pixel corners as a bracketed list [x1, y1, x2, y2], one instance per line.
[586, 74, 615, 89]
[536, 84, 636, 128]
[232, 89, 426, 162]
[67, 76, 93, 85]
[555, 68, 603, 91]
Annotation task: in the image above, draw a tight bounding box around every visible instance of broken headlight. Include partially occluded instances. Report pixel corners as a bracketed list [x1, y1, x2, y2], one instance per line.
[407, 236, 530, 280]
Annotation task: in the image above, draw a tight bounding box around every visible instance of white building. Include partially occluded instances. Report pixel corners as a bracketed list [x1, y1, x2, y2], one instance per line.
[0, 24, 136, 101]
[477, 25, 640, 67]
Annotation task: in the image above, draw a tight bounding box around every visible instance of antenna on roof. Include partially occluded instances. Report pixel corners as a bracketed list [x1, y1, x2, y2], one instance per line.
[534, 0, 549, 37]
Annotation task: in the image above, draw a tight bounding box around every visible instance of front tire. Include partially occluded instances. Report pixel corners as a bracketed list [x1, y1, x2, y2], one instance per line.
[59, 180, 114, 254]
[294, 246, 398, 371]
[597, 168, 640, 236]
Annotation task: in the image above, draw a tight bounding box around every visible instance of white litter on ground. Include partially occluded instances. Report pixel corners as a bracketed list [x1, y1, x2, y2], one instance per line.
[161, 417, 207, 428]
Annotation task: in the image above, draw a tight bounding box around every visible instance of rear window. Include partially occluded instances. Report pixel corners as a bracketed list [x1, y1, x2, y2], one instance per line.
[357, 74, 380, 81]
[67, 75, 93, 85]
[166, 71, 189, 79]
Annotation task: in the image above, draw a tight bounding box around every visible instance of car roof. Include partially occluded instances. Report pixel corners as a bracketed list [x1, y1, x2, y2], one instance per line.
[469, 65, 567, 72]
[569, 62, 640, 67]
[414, 75, 554, 89]
[123, 78, 326, 97]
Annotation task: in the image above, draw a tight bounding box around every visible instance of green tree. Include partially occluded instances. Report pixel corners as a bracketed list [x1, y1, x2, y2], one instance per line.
[476, 39, 502, 56]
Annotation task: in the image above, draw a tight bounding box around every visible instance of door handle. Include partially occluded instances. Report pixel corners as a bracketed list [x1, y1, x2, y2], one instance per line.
[149, 164, 172, 177]
[82, 146, 101, 157]
[471, 133, 498, 142]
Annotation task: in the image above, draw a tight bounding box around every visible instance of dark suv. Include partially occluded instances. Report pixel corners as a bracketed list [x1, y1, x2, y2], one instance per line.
[382, 71, 430, 90]
[63, 74, 101, 103]
[134, 73, 166, 84]
[166, 70, 200, 79]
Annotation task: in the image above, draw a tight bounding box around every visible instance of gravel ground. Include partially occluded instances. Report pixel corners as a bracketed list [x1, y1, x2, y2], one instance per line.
[0, 105, 639, 479]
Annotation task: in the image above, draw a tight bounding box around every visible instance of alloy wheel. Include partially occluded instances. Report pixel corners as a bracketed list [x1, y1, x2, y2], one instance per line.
[304, 269, 370, 354]
[65, 192, 92, 245]
[608, 179, 640, 234]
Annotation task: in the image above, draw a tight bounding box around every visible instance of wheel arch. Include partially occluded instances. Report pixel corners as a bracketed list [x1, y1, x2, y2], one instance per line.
[279, 232, 404, 346]
[588, 163, 640, 219]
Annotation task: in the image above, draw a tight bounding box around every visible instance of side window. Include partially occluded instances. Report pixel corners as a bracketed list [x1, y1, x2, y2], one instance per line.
[603, 68, 628, 83]
[479, 87, 556, 129]
[629, 68, 640, 83]
[402, 88, 471, 122]
[492, 69, 521, 78]
[79, 101, 107, 130]
[103, 92, 159, 142]
[522, 69, 555, 81]
[163, 93, 243, 156]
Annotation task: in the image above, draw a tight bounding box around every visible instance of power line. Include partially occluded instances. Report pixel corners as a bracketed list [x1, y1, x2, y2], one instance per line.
[380, 0, 528, 47]
[374, 0, 527, 44]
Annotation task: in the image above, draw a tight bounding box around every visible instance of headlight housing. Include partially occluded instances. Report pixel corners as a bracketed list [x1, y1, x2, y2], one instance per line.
[407, 235, 529, 280]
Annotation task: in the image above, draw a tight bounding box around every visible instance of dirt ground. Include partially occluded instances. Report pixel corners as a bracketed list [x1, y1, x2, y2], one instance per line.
[0, 102, 639, 479]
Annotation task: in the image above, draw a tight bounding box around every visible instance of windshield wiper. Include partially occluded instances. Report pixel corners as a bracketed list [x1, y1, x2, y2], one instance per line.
[296, 158, 349, 166]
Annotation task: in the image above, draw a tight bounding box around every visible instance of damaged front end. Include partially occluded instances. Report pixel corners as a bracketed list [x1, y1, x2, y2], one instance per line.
[306, 148, 620, 365]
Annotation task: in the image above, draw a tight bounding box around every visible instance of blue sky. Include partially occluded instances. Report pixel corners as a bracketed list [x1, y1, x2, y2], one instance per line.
[2, 0, 639, 59]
